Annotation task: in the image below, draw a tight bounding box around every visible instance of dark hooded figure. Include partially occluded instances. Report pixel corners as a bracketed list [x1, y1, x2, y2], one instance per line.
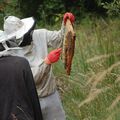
[0, 32, 43, 120]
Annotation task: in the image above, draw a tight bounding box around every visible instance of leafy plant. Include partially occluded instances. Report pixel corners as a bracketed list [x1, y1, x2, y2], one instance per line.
[102, 0, 120, 17]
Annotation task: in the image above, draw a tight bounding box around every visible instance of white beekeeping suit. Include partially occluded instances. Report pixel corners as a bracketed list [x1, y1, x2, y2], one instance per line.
[1, 12, 75, 120]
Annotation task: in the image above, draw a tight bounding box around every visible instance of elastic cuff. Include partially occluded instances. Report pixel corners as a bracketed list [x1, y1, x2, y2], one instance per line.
[44, 57, 51, 65]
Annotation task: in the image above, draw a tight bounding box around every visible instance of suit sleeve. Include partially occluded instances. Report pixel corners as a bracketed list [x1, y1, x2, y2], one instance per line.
[46, 21, 65, 48]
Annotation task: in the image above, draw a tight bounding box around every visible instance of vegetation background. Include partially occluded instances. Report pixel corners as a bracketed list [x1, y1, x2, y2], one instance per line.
[0, 0, 120, 119]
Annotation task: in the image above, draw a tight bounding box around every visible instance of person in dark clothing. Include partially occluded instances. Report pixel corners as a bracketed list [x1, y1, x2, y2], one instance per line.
[0, 55, 43, 120]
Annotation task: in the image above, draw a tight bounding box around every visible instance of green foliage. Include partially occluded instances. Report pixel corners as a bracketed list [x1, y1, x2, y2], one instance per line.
[102, 0, 120, 17]
[0, 0, 22, 29]
[0, 0, 120, 26]
[37, 0, 65, 25]
[18, 0, 43, 18]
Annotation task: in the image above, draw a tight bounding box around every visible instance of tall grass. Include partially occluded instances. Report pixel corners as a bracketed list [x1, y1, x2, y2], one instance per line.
[53, 17, 120, 120]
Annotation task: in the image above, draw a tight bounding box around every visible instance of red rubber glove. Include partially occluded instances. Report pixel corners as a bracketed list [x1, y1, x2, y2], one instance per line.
[63, 12, 75, 25]
[44, 48, 62, 64]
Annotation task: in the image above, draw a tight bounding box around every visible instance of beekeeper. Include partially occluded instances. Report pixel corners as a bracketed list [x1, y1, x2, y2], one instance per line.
[1, 12, 75, 120]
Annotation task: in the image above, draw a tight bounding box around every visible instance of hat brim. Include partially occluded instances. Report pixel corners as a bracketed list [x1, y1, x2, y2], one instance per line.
[0, 30, 16, 43]
[16, 17, 35, 39]
[0, 17, 35, 42]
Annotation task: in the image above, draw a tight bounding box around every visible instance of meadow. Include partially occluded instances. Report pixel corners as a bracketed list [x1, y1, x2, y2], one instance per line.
[53, 17, 120, 120]
[0, 2, 120, 118]
[0, 0, 120, 119]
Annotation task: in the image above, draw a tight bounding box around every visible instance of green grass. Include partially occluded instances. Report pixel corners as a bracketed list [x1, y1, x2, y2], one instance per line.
[1, 1, 120, 119]
[53, 18, 120, 120]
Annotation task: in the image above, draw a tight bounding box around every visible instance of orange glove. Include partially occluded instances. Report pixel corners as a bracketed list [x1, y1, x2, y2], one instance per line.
[63, 12, 75, 25]
[44, 48, 62, 64]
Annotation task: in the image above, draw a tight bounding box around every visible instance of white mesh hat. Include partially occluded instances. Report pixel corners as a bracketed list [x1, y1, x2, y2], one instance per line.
[0, 16, 35, 43]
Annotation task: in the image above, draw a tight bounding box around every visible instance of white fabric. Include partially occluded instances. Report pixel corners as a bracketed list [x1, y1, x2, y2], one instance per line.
[0, 30, 3, 35]
[30, 28, 64, 97]
[0, 16, 34, 52]
[0, 31, 16, 43]
[0, 30, 22, 57]
[0, 27, 64, 97]
[0, 23, 65, 119]
[1, 16, 35, 43]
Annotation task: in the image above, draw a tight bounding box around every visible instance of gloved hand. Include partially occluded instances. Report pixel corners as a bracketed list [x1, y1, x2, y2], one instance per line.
[44, 48, 62, 64]
[63, 12, 75, 25]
